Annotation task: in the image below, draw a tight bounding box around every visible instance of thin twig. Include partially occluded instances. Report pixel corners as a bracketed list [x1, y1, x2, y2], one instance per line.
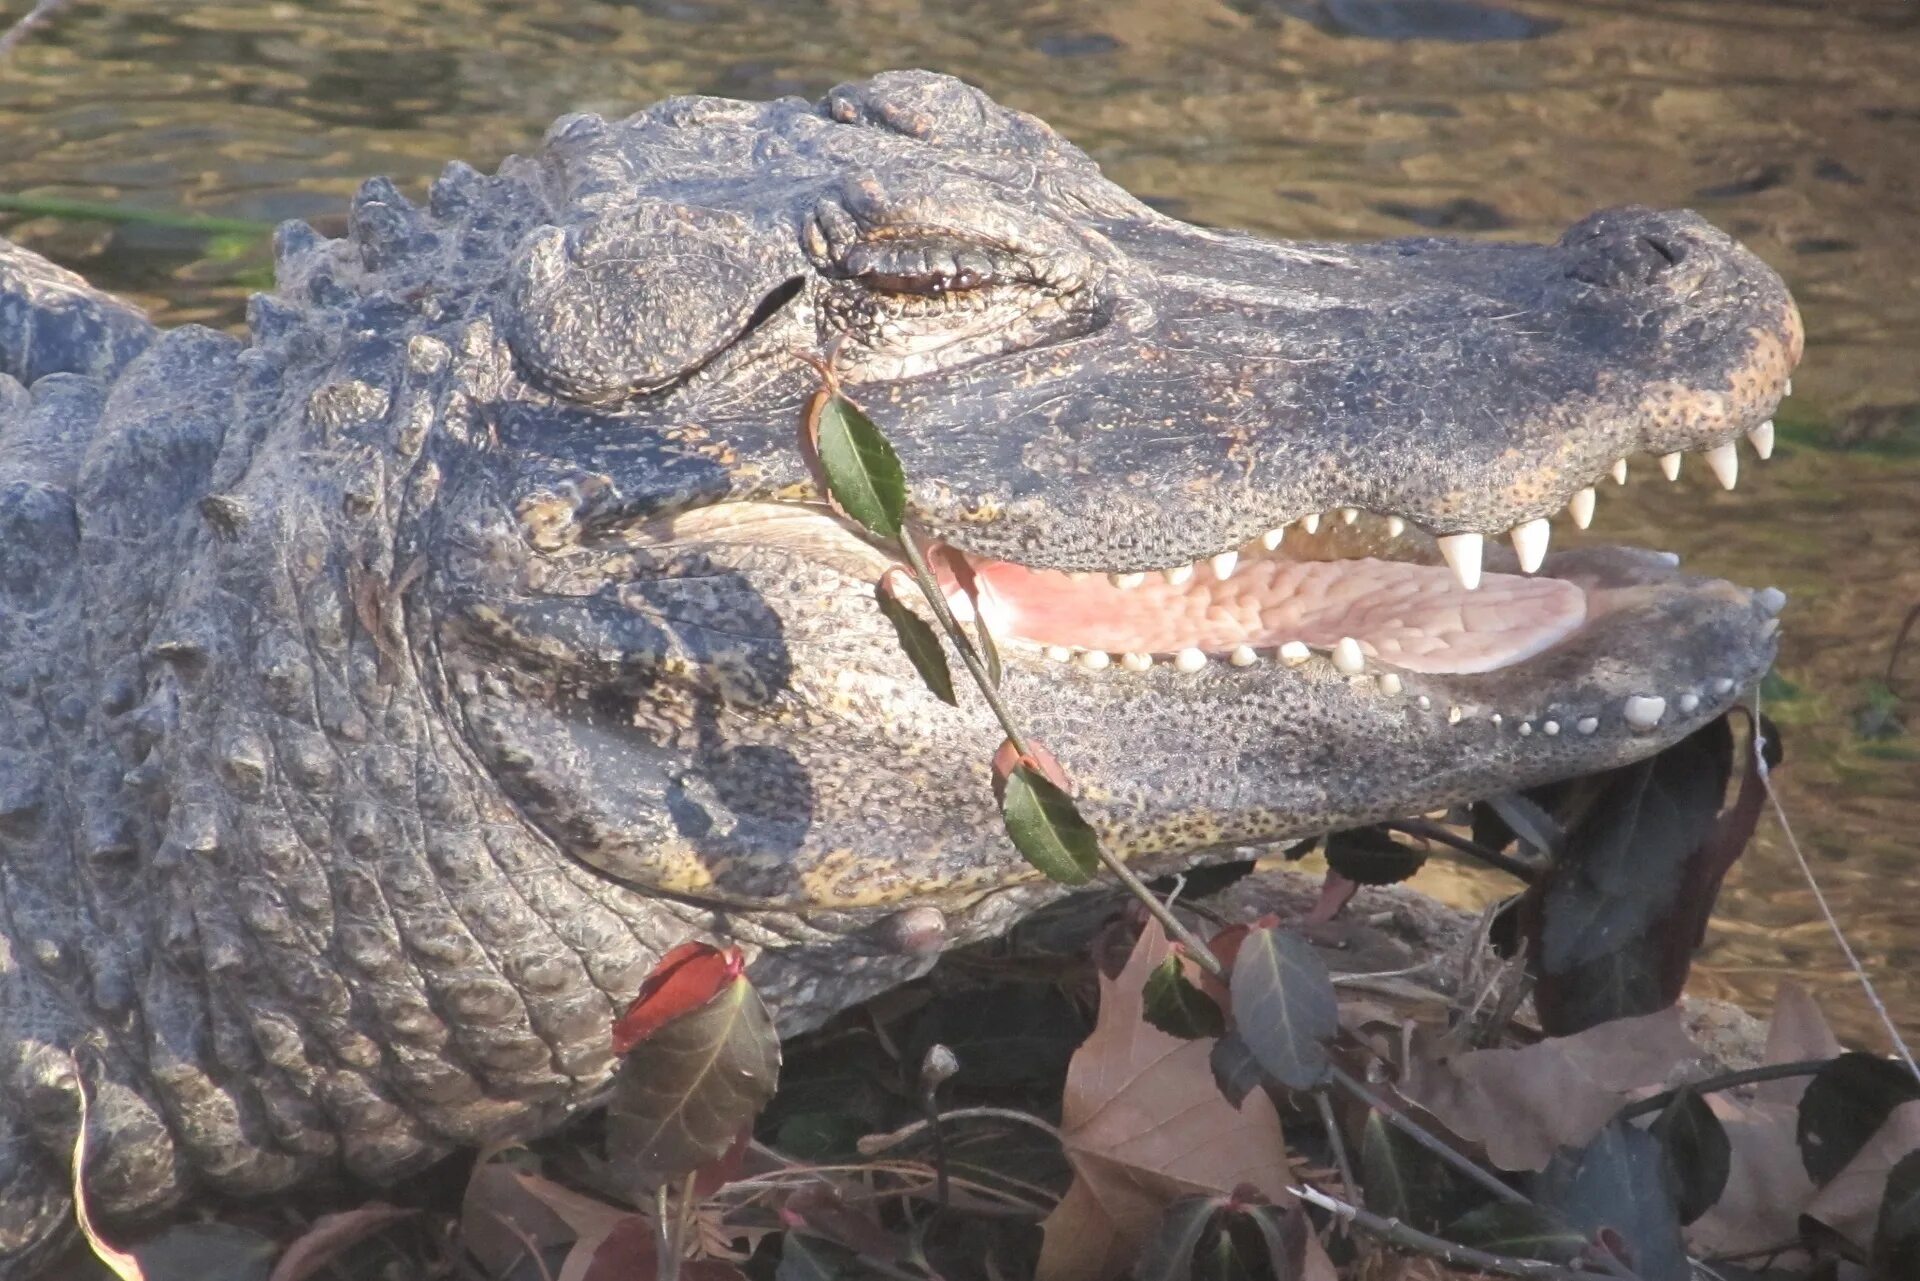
[1315, 1090, 1358, 1207]
[0, 0, 70, 64]
[1616, 1060, 1832, 1122]
[653, 1183, 678, 1281]
[1292, 1183, 1607, 1279]
[856, 1106, 1064, 1156]
[1387, 817, 1541, 884]
[1750, 699, 1920, 1082]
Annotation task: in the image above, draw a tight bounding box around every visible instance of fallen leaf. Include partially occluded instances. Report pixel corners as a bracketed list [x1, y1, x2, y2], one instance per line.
[459, 1160, 634, 1280]
[1398, 1007, 1695, 1171]
[268, 1204, 416, 1281]
[1806, 1100, 1920, 1252]
[1037, 920, 1296, 1281]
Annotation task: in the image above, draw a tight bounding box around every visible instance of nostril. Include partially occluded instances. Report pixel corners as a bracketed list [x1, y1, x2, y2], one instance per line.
[1641, 234, 1686, 267]
[1568, 231, 1688, 290]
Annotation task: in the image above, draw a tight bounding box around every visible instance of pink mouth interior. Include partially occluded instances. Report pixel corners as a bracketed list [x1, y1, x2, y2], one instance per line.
[942, 551, 1588, 675]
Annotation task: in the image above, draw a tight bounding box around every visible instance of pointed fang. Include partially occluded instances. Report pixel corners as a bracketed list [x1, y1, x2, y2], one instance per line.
[1210, 550, 1239, 580]
[1748, 419, 1775, 460]
[1437, 532, 1484, 591]
[1659, 452, 1682, 481]
[1704, 440, 1739, 490]
[1331, 637, 1366, 674]
[1568, 487, 1595, 530]
[1510, 519, 1550, 574]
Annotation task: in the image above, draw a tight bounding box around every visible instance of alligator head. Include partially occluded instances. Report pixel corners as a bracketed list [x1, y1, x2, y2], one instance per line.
[442, 71, 1796, 922]
[0, 70, 1798, 1266]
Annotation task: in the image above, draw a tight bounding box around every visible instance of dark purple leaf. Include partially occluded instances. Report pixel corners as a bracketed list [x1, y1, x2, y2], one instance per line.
[1797, 1052, 1920, 1186]
[1649, 1088, 1731, 1225]
[1228, 928, 1337, 1092]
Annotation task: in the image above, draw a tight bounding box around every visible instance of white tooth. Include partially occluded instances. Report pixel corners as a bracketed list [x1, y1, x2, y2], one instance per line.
[1076, 649, 1111, 671]
[1659, 452, 1682, 481]
[1045, 645, 1073, 663]
[1568, 487, 1596, 530]
[1278, 641, 1312, 665]
[1543, 720, 1560, 736]
[1756, 586, 1787, 615]
[1748, 420, 1775, 460]
[1704, 440, 1739, 490]
[1300, 513, 1321, 534]
[1712, 676, 1735, 694]
[1654, 550, 1681, 566]
[1437, 532, 1484, 591]
[1519, 721, 1533, 736]
[1163, 564, 1195, 586]
[1490, 713, 1503, 726]
[1386, 516, 1406, 537]
[1210, 550, 1239, 580]
[1261, 527, 1286, 551]
[1121, 652, 1152, 672]
[1416, 695, 1432, 710]
[1784, 378, 1793, 396]
[1761, 617, 1780, 638]
[1331, 636, 1366, 674]
[1610, 458, 1629, 485]
[1577, 716, 1598, 734]
[1447, 705, 1463, 724]
[1340, 507, 1359, 524]
[1109, 571, 1147, 590]
[1378, 673, 1403, 695]
[1624, 694, 1666, 730]
[1510, 519, 1550, 574]
[1173, 647, 1207, 674]
[1678, 692, 1700, 713]
[1229, 644, 1257, 667]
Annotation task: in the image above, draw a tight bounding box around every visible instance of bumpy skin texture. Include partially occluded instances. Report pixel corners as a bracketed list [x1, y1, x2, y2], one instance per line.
[0, 72, 1796, 1272]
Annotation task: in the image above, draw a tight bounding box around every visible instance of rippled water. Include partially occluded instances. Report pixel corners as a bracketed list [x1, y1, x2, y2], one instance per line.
[3, 0, 1915, 1044]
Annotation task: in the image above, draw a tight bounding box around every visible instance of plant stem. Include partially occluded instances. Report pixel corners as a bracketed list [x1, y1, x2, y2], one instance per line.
[1292, 1183, 1609, 1279]
[1386, 817, 1541, 884]
[1316, 1090, 1359, 1207]
[895, 534, 1230, 974]
[654, 1183, 679, 1281]
[1328, 1064, 1528, 1207]
[1616, 1060, 1831, 1122]
[857, 1107, 1064, 1156]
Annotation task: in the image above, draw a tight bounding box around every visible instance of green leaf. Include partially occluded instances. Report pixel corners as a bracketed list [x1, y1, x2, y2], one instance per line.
[1136, 1195, 1221, 1281]
[1870, 1149, 1920, 1280]
[873, 581, 956, 704]
[815, 396, 907, 539]
[1446, 1202, 1588, 1263]
[1797, 1052, 1920, 1186]
[1227, 927, 1337, 1091]
[1209, 1032, 1265, 1108]
[1359, 1110, 1473, 1232]
[1649, 1087, 1731, 1224]
[1528, 1119, 1690, 1281]
[1143, 955, 1227, 1040]
[608, 974, 781, 1190]
[1323, 827, 1426, 886]
[998, 763, 1098, 885]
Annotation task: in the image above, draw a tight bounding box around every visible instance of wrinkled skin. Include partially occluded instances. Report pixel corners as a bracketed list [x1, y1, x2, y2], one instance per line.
[0, 71, 1796, 1271]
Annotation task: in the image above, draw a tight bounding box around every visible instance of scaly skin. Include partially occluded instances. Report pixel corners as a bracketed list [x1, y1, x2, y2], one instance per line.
[0, 71, 1797, 1272]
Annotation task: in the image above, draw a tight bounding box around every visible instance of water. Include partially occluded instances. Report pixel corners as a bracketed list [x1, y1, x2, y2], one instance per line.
[3, 0, 1915, 1046]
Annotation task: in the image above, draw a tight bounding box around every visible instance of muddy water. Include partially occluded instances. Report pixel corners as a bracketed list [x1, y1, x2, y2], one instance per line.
[3, 0, 1916, 1044]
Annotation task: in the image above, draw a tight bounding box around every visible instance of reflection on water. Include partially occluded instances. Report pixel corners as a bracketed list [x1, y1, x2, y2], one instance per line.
[4, 0, 1916, 1043]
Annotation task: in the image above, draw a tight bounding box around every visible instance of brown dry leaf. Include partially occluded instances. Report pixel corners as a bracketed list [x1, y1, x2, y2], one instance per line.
[1686, 982, 1842, 1258]
[459, 1158, 636, 1280]
[1805, 1099, 1920, 1251]
[267, 1204, 416, 1281]
[1397, 1007, 1695, 1171]
[1036, 920, 1296, 1281]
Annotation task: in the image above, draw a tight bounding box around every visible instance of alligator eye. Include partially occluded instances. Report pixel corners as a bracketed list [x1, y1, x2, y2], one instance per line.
[853, 265, 990, 297]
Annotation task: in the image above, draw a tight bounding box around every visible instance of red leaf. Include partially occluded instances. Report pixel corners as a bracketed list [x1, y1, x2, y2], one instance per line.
[690, 1127, 753, 1198]
[1306, 873, 1361, 924]
[990, 737, 1071, 802]
[613, 942, 745, 1055]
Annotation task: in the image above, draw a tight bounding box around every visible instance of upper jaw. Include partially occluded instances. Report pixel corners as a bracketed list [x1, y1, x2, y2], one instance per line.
[856, 204, 1800, 577]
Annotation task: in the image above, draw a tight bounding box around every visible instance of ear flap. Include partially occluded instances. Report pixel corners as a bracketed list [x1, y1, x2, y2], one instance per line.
[504, 201, 788, 405]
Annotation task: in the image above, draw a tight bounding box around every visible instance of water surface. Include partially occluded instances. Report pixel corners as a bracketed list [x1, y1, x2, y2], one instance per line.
[3, 0, 1915, 1044]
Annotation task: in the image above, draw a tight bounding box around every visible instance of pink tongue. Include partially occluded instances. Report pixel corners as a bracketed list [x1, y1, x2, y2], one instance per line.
[965, 557, 1587, 675]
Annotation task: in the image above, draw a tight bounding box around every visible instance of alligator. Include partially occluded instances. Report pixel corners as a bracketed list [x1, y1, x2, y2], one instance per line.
[0, 70, 1799, 1272]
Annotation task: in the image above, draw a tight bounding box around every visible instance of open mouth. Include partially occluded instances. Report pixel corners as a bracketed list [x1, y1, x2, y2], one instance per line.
[915, 413, 1784, 716]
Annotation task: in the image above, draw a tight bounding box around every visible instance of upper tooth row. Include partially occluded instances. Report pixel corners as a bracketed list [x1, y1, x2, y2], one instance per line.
[1099, 420, 1777, 595]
